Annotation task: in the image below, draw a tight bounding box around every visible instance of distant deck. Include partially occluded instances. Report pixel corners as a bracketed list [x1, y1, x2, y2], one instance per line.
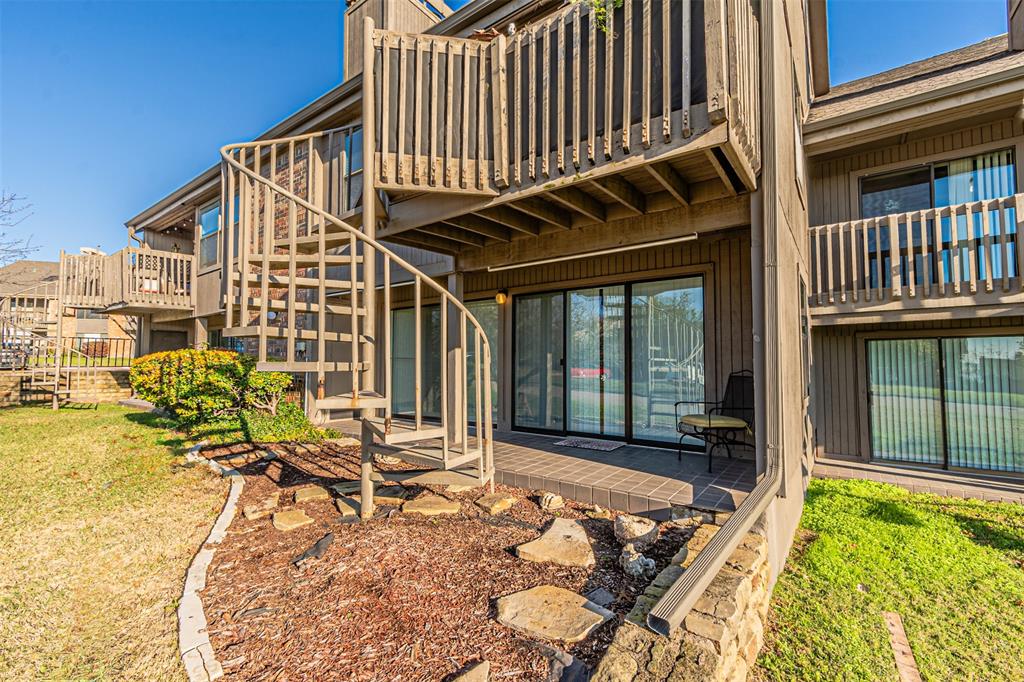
[329, 420, 757, 518]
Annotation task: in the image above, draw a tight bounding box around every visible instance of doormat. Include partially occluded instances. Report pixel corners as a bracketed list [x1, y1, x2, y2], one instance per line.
[553, 437, 625, 452]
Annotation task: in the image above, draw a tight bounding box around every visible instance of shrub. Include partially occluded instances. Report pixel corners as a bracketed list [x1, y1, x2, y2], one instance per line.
[240, 401, 336, 443]
[243, 370, 293, 416]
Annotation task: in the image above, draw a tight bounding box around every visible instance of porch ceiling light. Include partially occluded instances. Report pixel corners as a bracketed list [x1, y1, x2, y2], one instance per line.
[485, 234, 699, 273]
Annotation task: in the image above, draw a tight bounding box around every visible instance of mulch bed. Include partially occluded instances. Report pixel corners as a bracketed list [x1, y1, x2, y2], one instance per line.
[198, 441, 693, 681]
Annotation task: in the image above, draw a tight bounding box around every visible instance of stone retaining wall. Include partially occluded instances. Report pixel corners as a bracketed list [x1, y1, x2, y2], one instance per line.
[592, 514, 771, 681]
[0, 370, 132, 406]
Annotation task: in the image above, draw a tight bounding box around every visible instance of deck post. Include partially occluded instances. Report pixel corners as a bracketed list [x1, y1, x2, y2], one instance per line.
[52, 250, 66, 410]
[446, 272, 465, 448]
[359, 420, 375, 519]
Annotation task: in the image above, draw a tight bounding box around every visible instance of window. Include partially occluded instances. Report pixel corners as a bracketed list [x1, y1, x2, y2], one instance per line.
[198, 202, 220, 270]
[465, 299, 500, 423]
[76, 308, 105, 320]
[859, 148, 1016, 218]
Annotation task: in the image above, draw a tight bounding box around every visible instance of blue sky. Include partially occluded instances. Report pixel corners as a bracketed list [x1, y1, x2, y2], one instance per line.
[0, 0, 1008, 262]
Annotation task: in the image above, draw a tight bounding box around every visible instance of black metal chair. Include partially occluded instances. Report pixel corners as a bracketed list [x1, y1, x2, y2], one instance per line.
[675, 370, 755, 472]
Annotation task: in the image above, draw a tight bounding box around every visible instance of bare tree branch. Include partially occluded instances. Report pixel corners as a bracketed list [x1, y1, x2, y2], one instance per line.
[0, 192, 37, 267]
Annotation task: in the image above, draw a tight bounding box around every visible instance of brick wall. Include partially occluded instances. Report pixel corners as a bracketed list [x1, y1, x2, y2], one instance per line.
[0, 370, 132, 406]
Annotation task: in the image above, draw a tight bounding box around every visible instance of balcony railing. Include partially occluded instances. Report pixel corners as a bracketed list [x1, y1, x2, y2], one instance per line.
[809, 196, 1024, 319]
[62, 247, 195, 312]
[367, 0, 760, 199]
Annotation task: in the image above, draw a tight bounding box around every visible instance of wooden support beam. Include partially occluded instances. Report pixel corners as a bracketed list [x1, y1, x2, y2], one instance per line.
[474, 207, 540, 236]
[420, 224, 488, 247]
[705, 149, 738, 196]
[443, 214, 514, 241]
[547, 186, 607, 223]
[645, 162, 690, 205]
[589, 176, 646, 215]
[509, 197, 573, 230]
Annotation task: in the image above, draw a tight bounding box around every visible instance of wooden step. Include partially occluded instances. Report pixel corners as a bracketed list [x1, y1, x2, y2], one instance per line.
[246, 254, 363, 266]
[363, 417, 447, 445]
[316, 390, 388, 410]
[254, 360, 370, 373]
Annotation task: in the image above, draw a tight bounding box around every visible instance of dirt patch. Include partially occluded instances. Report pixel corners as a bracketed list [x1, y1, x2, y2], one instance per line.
[200, 442, 693, 681]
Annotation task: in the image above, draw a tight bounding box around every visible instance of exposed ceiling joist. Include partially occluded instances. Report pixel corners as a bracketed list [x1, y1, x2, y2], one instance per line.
[508, 197, 574, 230]
[547, 186, 607, 222]
[442, 214, 513, 241]
[645, 162, 690, 205]
[589, 176, 646, 215]
[386, 232, 463, 255]
[419, 224, 488, 247]
[474, 207, 541, 236]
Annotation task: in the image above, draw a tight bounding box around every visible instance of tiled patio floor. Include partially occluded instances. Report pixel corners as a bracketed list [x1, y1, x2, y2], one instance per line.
[328, 420, 757, 518]
[491, 431, 756, 518]
[814, 456, 1024, 504]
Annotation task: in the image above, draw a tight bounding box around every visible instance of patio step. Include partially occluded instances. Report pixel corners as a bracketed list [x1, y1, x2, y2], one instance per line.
[377, 467, 486, 487]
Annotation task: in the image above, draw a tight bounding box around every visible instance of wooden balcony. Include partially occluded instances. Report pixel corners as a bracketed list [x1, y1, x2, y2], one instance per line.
[62, 247, 195, 314]
[365, 0, 761, 251]
[808, 195, 1024, 324]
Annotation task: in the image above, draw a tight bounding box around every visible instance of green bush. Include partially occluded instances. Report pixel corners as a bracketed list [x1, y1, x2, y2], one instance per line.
[240, 401, 337, 443]
[129, 349, 293, 426]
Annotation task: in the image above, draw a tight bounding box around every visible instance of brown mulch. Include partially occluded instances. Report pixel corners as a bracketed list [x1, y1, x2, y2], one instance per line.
[199, 441, 693, 681]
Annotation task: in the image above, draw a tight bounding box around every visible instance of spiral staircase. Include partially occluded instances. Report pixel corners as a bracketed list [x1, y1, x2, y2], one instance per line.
[218, 125, 495, 518]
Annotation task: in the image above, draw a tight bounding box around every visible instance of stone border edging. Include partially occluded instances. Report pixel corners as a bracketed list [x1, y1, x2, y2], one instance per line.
[178, 441, 243, 682]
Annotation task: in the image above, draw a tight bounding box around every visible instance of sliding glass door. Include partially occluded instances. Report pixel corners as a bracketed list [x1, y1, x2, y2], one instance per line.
[514, 292, 564, 431]
[513, 276, 707, 446]
[567, 286, 626, 437]
[631, 277, 705, 444]
[867, 336, 1024, 473]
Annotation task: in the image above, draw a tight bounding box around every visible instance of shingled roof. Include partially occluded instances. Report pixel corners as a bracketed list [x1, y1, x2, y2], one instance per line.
[0, 260, 59, 296]
[809, 34, 1024, 125]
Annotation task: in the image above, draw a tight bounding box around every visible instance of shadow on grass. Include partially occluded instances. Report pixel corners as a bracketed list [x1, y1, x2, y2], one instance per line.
[949, 513, 1024, 558]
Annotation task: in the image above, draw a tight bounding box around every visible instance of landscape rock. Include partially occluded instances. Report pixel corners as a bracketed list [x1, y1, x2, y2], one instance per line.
[539, 492, 565, 511]
[335, 497, 361, 517]
[242, 492, 280, 520]
[619, 543, 657, 579]
[373, 453, 403, 466]
[475, 493, 517, 515]
[403, 495, 461, 516]
[291, 532, 334, 566]
[367, 485, 410, 506]
[584, 504, 614, 520]
[613, 514, 659, 550]
[584, 587, 617, 608]
[496, 585, 613, 643]
[294, 484, 330, 503]
[446, 484, 478, 493]
[272, 509, 313, 531]
[451, 660, 490, 682]
[516, 518, 595, 567]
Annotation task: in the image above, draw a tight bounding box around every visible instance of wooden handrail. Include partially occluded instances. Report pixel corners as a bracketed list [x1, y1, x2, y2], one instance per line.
[808, 195, 1024, 310]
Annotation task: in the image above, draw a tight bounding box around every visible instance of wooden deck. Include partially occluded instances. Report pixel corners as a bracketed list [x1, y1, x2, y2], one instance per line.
[329, 420, 756, 518]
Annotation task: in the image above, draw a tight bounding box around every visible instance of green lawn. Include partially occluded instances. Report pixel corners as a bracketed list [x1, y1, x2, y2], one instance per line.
[757, 478, 1024, 681]
[0, 405, 226, 680]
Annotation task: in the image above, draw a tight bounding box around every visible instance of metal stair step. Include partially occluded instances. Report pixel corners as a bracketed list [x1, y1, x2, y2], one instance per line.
[316, 391, 388, 410]
[367, 442, 482, 471]
[363, 417, 447, 444]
